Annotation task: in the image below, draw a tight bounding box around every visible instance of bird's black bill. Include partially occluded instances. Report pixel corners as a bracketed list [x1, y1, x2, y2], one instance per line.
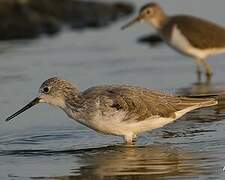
[121, 16, 142, 30]
[5, 97, 40, 122]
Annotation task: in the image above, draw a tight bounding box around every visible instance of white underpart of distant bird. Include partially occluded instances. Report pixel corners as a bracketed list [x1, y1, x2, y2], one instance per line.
[170, 25, 225, 60]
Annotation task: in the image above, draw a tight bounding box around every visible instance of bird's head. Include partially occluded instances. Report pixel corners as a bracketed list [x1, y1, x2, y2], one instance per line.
[121, 2, 166, 30]
[5, 77, 80, 122]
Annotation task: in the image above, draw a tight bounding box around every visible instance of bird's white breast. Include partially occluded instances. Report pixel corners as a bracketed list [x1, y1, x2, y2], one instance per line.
[90, 109, 128, 135]
[169, 25, 211, 59]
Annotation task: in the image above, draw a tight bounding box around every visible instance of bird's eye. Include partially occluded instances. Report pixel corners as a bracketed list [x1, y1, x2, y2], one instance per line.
[146, 10, 151, 14]
[43, 87, 50, 93]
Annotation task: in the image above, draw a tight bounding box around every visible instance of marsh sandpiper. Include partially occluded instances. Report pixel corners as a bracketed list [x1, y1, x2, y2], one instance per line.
[122, 2, 225, 81]
[6, 77, 217, 144]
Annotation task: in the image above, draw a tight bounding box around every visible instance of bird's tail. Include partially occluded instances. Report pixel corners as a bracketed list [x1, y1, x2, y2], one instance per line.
[184, 93, 225, 105]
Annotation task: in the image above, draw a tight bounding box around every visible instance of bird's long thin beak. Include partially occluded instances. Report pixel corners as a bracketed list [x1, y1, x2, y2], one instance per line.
[121, 15, 142, 30]
[5, 97, 40, 122]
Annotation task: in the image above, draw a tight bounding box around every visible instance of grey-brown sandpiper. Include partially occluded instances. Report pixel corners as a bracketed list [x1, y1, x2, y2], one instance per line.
[122, 2, 225, 80]
[5, 77, 218, 144]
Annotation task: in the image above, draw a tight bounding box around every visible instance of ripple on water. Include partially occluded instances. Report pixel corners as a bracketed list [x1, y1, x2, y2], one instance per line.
[0, 112, 225, 179]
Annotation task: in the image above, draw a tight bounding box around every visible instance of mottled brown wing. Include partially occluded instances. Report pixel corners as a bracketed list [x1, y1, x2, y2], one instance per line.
[82, 85, 216, 121]
[163, 15, 225, 49]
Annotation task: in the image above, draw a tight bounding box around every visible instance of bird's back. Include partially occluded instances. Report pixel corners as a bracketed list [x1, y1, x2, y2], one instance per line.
[162, 15, 225, 49]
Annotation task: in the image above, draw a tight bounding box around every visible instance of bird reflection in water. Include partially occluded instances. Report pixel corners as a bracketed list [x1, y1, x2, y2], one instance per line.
[49, 145, 215, 180]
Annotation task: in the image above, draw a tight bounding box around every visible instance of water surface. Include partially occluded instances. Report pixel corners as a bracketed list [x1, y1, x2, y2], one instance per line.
[1, 0, 225, 179]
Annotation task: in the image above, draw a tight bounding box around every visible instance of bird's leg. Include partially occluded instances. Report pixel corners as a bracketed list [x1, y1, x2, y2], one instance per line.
[202, 59, 213, 79]
[124, 134, 137, 145]
[195, 58, 203, 82]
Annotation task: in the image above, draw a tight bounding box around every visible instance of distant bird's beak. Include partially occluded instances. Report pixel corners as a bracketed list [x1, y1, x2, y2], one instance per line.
[121, 15, 142, 30]
[5, 97, 40, 122]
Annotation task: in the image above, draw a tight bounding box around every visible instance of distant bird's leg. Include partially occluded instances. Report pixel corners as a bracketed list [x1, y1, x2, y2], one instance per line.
[124, 134, 137, 145]
[205, 75, 212, 85]
[202, 59, 213, 78]
[195, 58, 203, 82]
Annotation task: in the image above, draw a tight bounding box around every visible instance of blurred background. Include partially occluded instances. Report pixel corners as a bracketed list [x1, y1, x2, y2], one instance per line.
[0, 0, 225, 179]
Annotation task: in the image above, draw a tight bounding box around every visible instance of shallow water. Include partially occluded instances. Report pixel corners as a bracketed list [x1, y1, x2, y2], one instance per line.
[1, 0, 225, 179]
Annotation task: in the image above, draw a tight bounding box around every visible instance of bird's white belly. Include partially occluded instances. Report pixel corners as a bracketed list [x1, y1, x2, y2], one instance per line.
[87, 110, 130, 136]
[69, 104, 201, 138]
[85, 111, 176, 137]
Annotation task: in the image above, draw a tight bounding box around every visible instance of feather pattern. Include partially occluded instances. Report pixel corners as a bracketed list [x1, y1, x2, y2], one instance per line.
[72, 85, 217, 122]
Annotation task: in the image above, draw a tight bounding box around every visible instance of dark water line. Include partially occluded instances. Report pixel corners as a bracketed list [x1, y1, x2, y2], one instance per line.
[0, 145, 125, 157]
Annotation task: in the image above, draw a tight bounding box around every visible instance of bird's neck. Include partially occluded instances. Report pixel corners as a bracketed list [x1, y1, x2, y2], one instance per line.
[148, 13, 169, 30]
[63, 93, 83, 119]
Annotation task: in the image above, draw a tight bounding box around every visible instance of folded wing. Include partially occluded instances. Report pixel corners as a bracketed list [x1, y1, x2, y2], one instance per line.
[81, 85, 217, 121]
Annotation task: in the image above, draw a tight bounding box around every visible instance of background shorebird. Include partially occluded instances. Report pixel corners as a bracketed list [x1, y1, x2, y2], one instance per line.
[122, 2, 225, 81]
[5, 77, 218, 144]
